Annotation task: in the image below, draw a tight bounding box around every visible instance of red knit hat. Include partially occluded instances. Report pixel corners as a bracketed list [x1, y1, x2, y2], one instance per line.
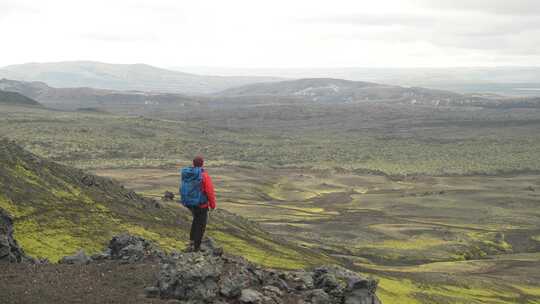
[193, 156, 204, 167]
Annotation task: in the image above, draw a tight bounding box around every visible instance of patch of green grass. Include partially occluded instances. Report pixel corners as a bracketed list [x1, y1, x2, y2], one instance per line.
[0, 193, 35, 218]
[377, 277, 421, 304]
[377, 276, 534, 304]
[119, 223, 188, 252]
[14, 218, 103, 261]
[11, 162, 43, 187]
[360, 237, 449, 251]
[210, 230, 310, 270]
[514, 285, 540, 297]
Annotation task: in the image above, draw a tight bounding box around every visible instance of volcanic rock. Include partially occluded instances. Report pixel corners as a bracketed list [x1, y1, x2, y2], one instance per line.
[59, 249, 92, 265]
[163, 191, 175, 201]
[108, 233, 164, 263]
[152, 238, 381, 304]
[0, 208, 28, 263]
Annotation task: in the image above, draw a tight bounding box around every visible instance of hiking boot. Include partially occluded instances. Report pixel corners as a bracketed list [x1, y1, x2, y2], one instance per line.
[184, 241, 195, 253]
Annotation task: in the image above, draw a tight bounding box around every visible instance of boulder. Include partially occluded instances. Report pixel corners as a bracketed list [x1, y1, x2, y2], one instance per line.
[289, 271, 315, 290]
[158, 252, 224, 301]
[262, 285, 284, 304]
[259, 269, 291, 292]
[312, 266, 380, 304]
[59, 249, 92, 265]
[91, 248, 111, 261]
[304, 289, 331, 304]
[262, 285, 283, 297]
[219, 262, 259, 298]
[163, 191, 175, 201]
[200, 237, 224, 256]
[108, 233, 163, 263]
[343, 276, 380, 304]
[81, 175, 98, 187]
[239, 289, 263, 304]
[0, 208, 28, 263]
[144, 286, 160, 298]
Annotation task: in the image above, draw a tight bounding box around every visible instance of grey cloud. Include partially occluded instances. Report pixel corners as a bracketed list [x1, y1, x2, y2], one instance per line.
[0, 2, 38, 18]
[305, 13, 540, 36]
[413, 0, 540, 16]
[305, 12, 540, 55]
[82, 32, 158, 43]
[432, 31, 540, 55]
[303, 14, 434, 27]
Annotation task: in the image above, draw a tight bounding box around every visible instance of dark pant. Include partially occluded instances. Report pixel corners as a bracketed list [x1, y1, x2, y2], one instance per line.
[188, 206, 208, 251]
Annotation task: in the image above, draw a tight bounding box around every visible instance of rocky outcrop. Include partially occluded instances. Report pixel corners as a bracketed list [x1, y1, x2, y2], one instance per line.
[59, 233, 165, 264]
[152, 237, 381, 304]
[107, 233, 165, 263]
[55, 233, 381, 303]
[0, 208, 28, 263]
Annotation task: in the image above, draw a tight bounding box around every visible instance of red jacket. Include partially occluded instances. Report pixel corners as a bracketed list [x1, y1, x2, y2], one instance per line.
[199, 169, 216, 209]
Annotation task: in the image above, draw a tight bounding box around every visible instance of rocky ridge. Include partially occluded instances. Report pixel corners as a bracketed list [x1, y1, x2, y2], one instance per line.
[58, 234, 381, 304]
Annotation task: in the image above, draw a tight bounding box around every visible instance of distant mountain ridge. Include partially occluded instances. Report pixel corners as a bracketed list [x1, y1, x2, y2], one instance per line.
[0, 61, 284, 94]
[0, 78, 200, 109]
[218, 78, 481, 105]
[0, 89, 42, 107]
[178, 66, 540, 96]
[217, 78, 540, 108]
[4, 75, 540, 110]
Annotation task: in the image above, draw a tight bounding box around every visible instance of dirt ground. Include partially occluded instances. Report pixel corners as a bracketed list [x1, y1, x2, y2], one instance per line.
[0, 260, 164, 304]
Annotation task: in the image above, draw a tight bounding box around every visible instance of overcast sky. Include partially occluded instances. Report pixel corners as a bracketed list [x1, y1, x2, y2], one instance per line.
[1, 0, 540, 68]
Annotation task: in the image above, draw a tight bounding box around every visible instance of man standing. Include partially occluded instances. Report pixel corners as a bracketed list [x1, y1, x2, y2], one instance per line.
[180, 156, 216, 252]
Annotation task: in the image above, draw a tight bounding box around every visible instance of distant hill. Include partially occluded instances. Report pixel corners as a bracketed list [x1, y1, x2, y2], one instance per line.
[0, 61, 283, 94]
[218, 78, 540, 108]
[0, 139, 330, 267]
[0, 89, 42, 107]
[218, 78, 480, 105]
[0, 78, 200, 110]
[4, 76, 539, 111]
[179, 66, 540, 97]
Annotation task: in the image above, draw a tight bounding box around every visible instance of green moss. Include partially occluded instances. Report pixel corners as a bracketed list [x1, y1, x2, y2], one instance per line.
[377, 277, 420, 304]
[14, 218, 103, 262]
[119, 223, 187, 252]
[360, 237, 449, 250]
[95, 203, 109, 212]
[11, 162, 43, 187]
[0, 194, 35, 218]
[51, 184, 94, 205]
[210, 230, 308, 270]
[377, 276, 530, 304]
[513, 285, 540, 297]
[51, 189, 76, 200]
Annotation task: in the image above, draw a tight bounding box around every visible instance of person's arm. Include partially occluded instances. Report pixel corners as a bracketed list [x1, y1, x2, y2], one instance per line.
[202, 171, 216, 209]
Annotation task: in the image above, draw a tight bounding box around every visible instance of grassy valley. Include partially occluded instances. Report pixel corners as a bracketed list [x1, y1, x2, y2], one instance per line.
[1, 101, 540, 176]
[101, 166, 540, 304]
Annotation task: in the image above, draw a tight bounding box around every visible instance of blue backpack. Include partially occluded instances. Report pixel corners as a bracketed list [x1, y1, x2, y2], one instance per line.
[180, 167, 208, 206]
